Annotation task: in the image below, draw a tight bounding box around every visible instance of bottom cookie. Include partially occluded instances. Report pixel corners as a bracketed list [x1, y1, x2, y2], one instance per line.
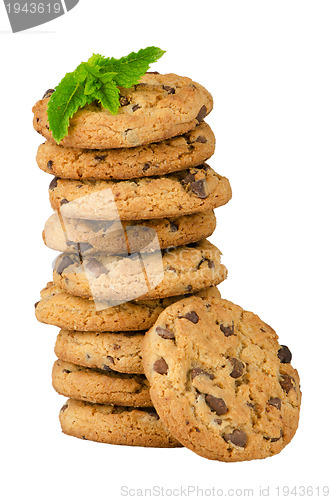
[59, 399, 181, 448]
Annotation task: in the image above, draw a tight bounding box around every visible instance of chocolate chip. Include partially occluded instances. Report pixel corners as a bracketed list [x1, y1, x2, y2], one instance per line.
[43, 89, 55, 98]
[46, 125, 49, 130]
[106, 356, 114, 364]
[85, 258, 108, 279]
[49, 177, 59, 190]
[278, 345, 292, 364]
[190, 179, 207, 198]
[60, 198, 69, 206]
[101, 364, 113, 372]
[142, 163, 150, 172]
[223, 429, 247, 447]
[229, 358, 245, 378]
[195, 105, 207, 123]
[215, 419, 222, 425]
[220, 322, 234, 337]
[166, 266, 176, 272]
[268, 398, 282, 410]
[156, 326, 175, 340]
[113, 344, 121, 350]
[169, 222, 178, 232]
[182, 172, 197, 185]
[191, 368, 215, 380]
[47, 160, 54, 170]
[56, 255, 74, 275]
[119, 95, 130, 106]
[146, 71, 159, 74]
[62, 369, 71, 374]
[186, 285, 193, 293]
[208, 260, 215, 269]
[163, 85, 176, 94]
[195, 136, 207, 143]
[153, 358, 168, 375]
[34, 301, 40, 308]
[60, 404, 68, 412]
[132, 104, 141, 112]
[280, 374, 294, 393]
[85, 354, 91, 359]
[205, 395, 228, 416]
[95, 154, 107, 161]
[183, 311, 199, 324]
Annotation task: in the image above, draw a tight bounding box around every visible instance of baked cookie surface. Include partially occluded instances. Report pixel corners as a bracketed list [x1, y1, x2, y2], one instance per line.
[52, 359, 151, 406]
[55, 329, 145, 374]
[48, 165, 232, 220]
[37, 122, 215, 180]
[43, 211, 217, 255]
[35, 283, 221, 332]
[59, 399, 181, 447]
[52, 240, 227, 301]
[142, 296, 301, 462]
[33, 73, 213, 149]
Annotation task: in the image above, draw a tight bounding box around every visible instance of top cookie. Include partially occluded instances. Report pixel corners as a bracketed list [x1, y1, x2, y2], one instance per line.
[33, 73, 213, 149]
[142, 296, 301, 462]
[36, 123, 215, 180]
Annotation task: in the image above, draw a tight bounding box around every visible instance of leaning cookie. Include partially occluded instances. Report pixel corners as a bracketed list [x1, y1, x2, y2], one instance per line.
[52, 359, 151, 406]
[48, 165, 231, 220]
[142, 296, 301, 462]
[33, 73, 213, 149]
[35, 283, 221, 332]
[59, 399, 181, 447]
[52, 240, 227, 301]
[37, 123, 215, 180]
[43, 211, 217, 255]
[55, 329, 145, 374]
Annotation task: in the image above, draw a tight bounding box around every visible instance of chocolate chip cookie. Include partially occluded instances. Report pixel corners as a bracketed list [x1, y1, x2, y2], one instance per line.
[43, 211, 217, 255]
[59, 399, 181, 447]
[35, 283, 221, 332]
[142, 296, 301, 462]
[33, 73, 213, 149]
[37, 122, 215, 180]
[55, 329, 145, 374]
[52, 359, 151, 406]
[48, 165, 231, 220]
[52, 240, 227, 302]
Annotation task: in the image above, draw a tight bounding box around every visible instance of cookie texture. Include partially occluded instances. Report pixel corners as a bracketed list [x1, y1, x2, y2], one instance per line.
[59, 399, 181, 447]
[142, 296, 301, 462]
[52, 240, 227, 301]
[48, 165, 231, 220]
[43, 211, 217, 255]
[35, 283, 221, 332]
[52, 359, 151, 406]
[33, 73, 213, 149]
[37, 122, 215, 179]
[55, 329, 145, 374]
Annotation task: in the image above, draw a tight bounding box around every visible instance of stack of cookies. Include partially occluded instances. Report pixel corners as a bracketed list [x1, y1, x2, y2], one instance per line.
[34, 72, 301, 461]
[33, 73, 232, 449]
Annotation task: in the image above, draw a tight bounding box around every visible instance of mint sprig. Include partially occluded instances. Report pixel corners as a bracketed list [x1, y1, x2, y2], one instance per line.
[47, 46, 166, 143]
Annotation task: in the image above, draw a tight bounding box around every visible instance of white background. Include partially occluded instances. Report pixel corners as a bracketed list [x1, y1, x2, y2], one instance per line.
[1, 1, 330, 499]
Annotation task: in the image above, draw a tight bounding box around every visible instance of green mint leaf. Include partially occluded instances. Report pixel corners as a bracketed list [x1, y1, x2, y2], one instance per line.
[107, 46, 166, 87]
[94, 79, 120, 115]
[47, 72, 87, 143]
[46, 47, 165, 142]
